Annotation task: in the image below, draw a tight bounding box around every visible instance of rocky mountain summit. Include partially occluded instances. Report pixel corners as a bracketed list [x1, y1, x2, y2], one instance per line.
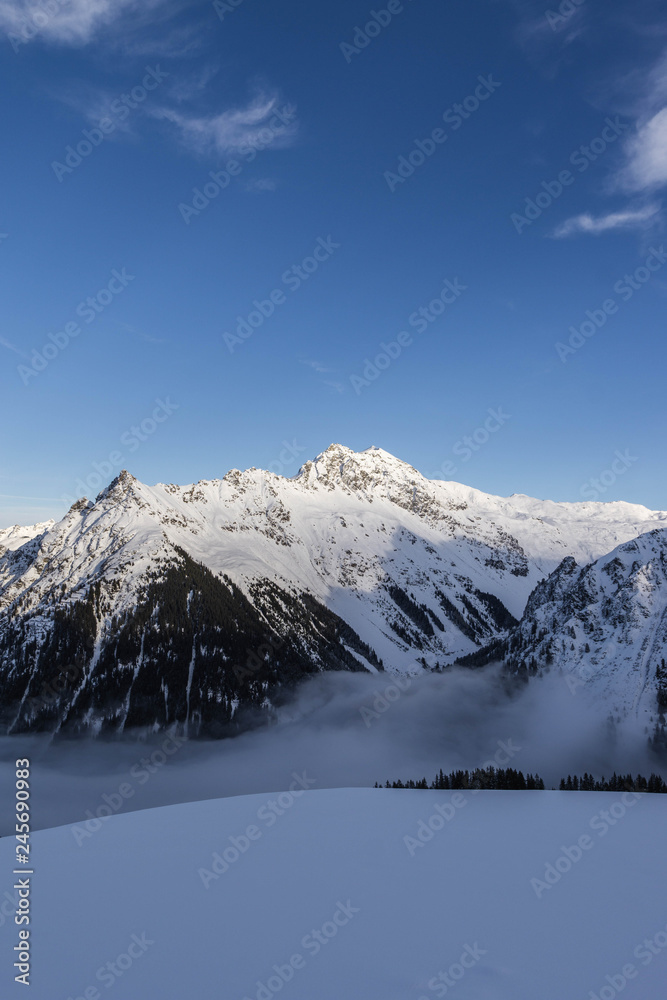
[1, 445, 665, 737]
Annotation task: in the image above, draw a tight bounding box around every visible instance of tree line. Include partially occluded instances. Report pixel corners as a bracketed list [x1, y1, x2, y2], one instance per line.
[375, 766, 545, 791]
[375, 766, 667, 793]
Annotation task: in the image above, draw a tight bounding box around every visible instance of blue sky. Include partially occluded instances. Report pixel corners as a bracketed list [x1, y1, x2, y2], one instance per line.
[1, 0, 666, 527]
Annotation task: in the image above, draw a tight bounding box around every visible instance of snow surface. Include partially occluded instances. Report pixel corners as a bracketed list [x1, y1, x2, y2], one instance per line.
[508, 528, 667, 728]
[0, 521, 53, 552]
[0, 788, 665, 999]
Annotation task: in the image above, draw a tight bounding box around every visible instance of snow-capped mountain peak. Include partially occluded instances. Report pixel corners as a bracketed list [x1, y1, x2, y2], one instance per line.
[0, 519, 55, 552]
[1, 445, 666, 737]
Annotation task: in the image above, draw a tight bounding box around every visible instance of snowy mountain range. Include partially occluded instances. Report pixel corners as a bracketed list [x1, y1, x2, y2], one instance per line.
[1, 444, 665, 738]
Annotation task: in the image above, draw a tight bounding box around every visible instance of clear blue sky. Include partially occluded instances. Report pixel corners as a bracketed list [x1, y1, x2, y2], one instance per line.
[1, 0, 666, 527]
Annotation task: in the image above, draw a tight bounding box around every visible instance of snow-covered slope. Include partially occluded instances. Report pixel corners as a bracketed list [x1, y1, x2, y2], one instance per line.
[0, 445, 665, 735]
[465, 529, 667, 740]
[1, 788, 665, 999]
[0, 520, 53, 552]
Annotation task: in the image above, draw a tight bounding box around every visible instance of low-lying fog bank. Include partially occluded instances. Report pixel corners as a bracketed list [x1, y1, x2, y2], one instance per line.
[0, 665, 661, 834]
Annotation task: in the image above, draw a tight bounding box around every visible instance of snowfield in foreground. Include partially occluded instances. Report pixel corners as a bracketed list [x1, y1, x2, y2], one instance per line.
[1, 789, 666, 999]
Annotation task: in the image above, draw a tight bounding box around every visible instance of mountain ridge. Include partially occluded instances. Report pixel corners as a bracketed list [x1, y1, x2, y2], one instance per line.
[1, 444, 665, 737]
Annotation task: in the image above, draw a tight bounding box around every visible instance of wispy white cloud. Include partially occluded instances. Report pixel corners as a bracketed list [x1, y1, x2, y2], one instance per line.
[54, 85, 138, 135]
[0, 0, 145, 46]
[0, 0, 197, 51]
[244, 178, 278, 193]
[617, 108, 667, 192]
[155, 93, 297, 157]
[516, 5, 586, 46]
[120, 20, 203, 58]
[551, 45, 667, 237]
[604, 48, 667, 196]
[552, 203, 661, 238]
[51, 64, 217, 146]
[508, 0, 587, 77]
[635, 47, 667, 110]
[166, 65, 219, 104]
[299, 358, 343, 391]
[300, 359, 335, 374]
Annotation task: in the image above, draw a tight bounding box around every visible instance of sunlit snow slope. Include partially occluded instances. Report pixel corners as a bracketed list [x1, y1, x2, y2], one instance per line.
[1, 445, 665, 735]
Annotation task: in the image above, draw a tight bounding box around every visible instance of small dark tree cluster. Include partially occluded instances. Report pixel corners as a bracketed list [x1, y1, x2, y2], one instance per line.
[474, 590, 518, 631]
[656, 659, 667, 709]
[434, 588, 478, 643]
[559, 772, 667, 793]
[386, 584, 434, 636]
[374, 766, 545, 791]
[375, 768, 667, 793]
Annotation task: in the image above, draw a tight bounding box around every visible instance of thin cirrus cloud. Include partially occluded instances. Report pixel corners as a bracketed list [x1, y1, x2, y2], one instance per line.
[0, 0, 153, 45]
[299, 359, 336, 374]
[299, 359, 344, 392]
[50, 64, 221, 142]
[552, 203, 662, 238]
[552, 48, 667, 238]
[0, 0, 198, 53]
[244, 178, 278, 193]
[617, 107, 667, 192]
[155, 94, 298, 157]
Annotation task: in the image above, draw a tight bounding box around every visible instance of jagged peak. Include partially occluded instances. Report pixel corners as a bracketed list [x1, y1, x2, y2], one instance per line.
[67, 498, 93, 515]
[295, 443, 421, 485]
[94, 469, 138, 503]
